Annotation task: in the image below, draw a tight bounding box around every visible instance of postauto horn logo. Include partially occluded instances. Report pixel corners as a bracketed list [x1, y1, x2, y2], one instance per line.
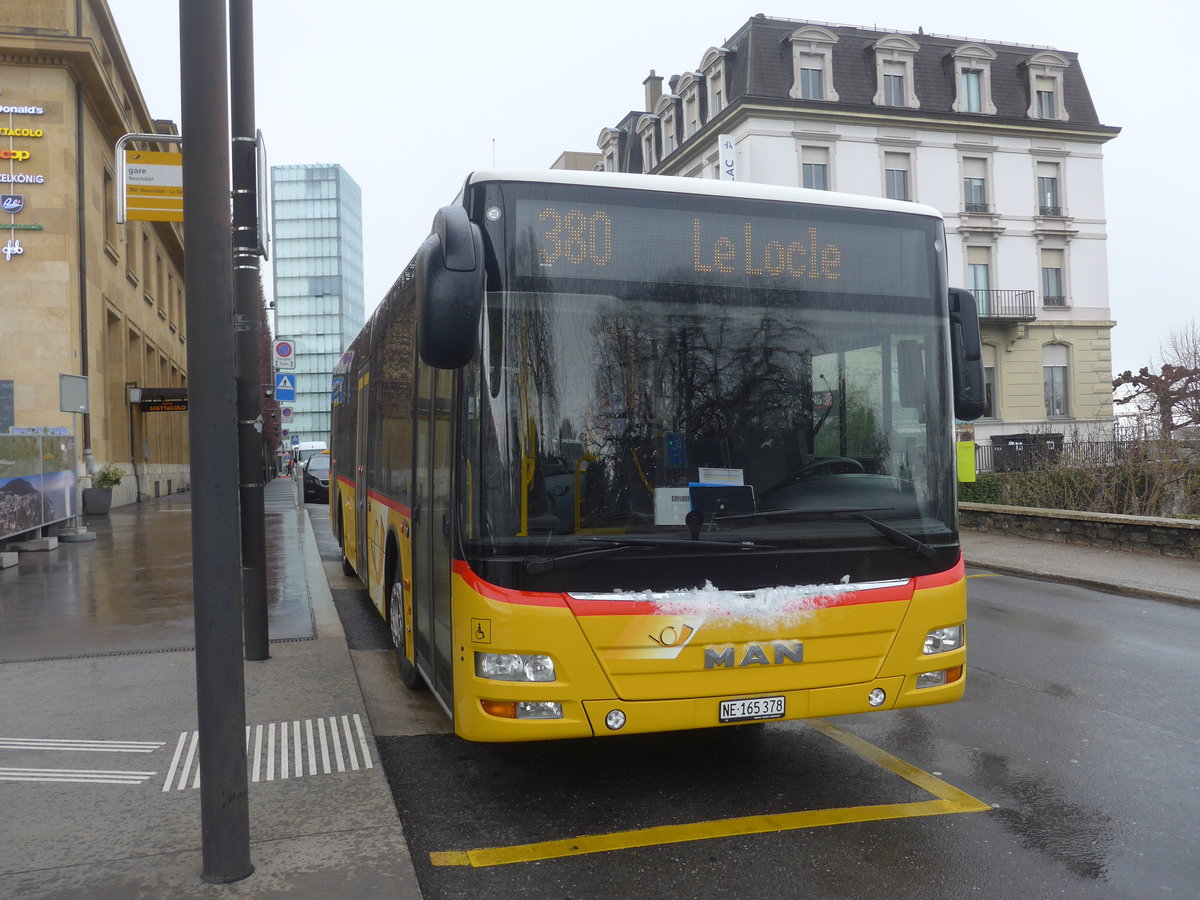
[2, 195, 25, 214]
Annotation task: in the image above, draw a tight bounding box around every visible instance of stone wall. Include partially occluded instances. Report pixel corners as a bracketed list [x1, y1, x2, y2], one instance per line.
[959, 502, 1200, 560]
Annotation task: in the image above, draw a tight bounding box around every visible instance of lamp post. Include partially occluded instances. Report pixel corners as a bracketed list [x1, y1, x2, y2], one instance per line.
[125, 383, 142, 501]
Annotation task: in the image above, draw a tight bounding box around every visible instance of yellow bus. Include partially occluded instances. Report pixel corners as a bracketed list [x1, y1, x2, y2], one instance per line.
[330, 170, 984, 742]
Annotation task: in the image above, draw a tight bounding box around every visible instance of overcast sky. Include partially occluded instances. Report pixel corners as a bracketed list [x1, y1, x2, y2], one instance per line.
[106, 0, 1197, 376]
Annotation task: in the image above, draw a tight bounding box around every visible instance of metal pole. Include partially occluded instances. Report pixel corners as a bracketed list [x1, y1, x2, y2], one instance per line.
[230, 0, 269, 661]
[178, 0, 253, 882]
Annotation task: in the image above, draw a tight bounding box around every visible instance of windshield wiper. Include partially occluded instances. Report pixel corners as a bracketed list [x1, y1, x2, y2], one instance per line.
[713, 506, 937, 561]
[523, 536, 775, 573]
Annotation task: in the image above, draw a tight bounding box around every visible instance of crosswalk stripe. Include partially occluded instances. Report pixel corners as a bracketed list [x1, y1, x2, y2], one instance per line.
[152, 715, 373, 790]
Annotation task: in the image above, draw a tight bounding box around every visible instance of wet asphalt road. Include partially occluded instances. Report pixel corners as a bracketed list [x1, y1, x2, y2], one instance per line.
[307, 507, 1200, 900]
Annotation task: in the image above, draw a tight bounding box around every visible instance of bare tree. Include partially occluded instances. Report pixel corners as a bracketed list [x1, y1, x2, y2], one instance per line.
[1113, 319, 1200, 437]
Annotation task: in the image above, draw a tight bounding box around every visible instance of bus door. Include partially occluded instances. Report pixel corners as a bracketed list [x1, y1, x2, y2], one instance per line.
[413, 366, 455, 709]
[355, 368, 370, 573]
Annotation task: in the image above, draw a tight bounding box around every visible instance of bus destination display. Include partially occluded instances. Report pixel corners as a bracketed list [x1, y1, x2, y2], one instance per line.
[514, 198, 933, 297]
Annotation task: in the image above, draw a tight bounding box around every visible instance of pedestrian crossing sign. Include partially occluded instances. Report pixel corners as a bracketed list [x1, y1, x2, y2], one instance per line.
[274, 373, 296, 403]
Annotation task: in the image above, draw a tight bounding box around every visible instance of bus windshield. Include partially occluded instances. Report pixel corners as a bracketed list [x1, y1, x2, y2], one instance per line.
[465, 293, 956, 589]
[460, 183, 955, 591]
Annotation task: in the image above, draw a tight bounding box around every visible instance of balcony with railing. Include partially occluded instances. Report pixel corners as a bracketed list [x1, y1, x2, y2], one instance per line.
[972, 289, 1037, 322]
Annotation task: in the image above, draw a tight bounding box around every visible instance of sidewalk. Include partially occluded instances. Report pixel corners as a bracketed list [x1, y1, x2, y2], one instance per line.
[961, 527, 1200, 605]
[0, 476, 421, 899]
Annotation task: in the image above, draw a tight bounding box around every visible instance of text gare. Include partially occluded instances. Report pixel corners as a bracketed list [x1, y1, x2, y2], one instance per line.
[693, 219, 842, 282]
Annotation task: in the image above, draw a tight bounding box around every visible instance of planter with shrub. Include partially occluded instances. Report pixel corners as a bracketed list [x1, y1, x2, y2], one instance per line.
[83, 463, 124, 515]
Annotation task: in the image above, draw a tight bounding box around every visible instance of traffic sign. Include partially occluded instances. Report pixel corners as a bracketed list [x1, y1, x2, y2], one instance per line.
[273, 339, 296, 370]
[291, 434, 300, 447]
[280, 406, 294, 423]
[274, 372, 296, 403]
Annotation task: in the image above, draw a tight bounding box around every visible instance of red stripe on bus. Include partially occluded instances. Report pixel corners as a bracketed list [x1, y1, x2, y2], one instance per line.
[452, 556, 964, 614]
[452, 561, 567, 608]
[913, 554, 964, 591]
[365, 490, 413, 518]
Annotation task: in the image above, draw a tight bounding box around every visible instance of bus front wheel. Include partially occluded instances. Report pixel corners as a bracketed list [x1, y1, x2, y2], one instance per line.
[388, 579, 423, 690]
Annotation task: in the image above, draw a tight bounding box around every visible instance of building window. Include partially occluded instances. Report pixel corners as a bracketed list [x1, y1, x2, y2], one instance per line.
[872, 35, 920, 109]
[961, 71, 982, 112]
[1035, 79, 1056, 118]
[1041, 248, 1066, 306]
[679, 72, 705, 139]
[884, 152, 909, 200]
[1026, 52, 1070, 121]
[883, 71, 906, 107]
[142, 232, 153, 302]
[802, 146, 830, 190]
[636, 114, 659, 172]
[1037, 162, 1061, 216]
[103, 168, 119, 257]
[951, 44, 998, 115]
[701, 46, 729, 121]
[1043, 344, 1070, 417]
[967, 246, 991, 314]
[982, 345, 997, 418]
[800, 67, 824, 100]
[658, 93, 681, 157]
[963, 157, 988, 213]
[788, 26, 839, 103]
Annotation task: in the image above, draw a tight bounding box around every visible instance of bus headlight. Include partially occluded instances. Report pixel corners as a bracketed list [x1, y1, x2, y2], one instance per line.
[923, 625, 963, 655]
[475, 652, 556, 682]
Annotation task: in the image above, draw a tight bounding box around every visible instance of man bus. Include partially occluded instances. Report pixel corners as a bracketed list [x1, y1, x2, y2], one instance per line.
[330, 170, 984, 742]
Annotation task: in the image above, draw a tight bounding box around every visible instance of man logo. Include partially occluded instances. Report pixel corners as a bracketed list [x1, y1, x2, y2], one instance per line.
[1, 194, 24, 214]
[704, 641, 804, 668]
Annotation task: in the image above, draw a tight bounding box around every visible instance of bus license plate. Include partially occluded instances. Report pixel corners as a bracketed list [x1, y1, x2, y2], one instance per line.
[719, 696, 785, 723]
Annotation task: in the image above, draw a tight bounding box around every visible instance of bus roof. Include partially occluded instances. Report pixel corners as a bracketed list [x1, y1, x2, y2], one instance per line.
[466, 169, 943, 222]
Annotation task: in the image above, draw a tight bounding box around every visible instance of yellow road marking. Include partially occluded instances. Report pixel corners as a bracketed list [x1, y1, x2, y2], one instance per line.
[431, 718, 990, 868]
[967, 573, 1002, 579]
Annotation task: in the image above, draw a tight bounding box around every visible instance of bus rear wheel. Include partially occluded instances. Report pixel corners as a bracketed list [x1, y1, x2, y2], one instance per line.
[337, 506, 355, 576]
[388, 579, 423, 690]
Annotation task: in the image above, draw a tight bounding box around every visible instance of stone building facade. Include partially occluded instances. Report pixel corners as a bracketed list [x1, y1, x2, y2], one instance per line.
[1, 0, 188, 508]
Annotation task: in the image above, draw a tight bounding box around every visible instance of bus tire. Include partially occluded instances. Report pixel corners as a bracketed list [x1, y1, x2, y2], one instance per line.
[337, 506, 355, 575]
[388, 579, 423, 690]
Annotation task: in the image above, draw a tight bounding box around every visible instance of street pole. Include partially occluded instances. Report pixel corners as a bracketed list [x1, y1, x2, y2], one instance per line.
[230, 0, 269, 662]
[178, 0, 253, 883]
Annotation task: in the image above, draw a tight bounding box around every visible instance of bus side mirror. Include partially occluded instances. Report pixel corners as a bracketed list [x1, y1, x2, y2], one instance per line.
[948, 287, 985, 421]
[415, 205, 486, 369]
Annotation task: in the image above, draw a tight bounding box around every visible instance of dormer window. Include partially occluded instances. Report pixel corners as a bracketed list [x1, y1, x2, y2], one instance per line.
[677, 72, 706, 139]
[596, 128, 621, 173]
[872, 35, 920, 109]
[700, 47, 730, 120]
[635, 114, 660, 172]
[655, 93, 682, 158]
[1026, 51, 1070, 122]
[951, 44, 997, 115]
[788, 26, 839, 102]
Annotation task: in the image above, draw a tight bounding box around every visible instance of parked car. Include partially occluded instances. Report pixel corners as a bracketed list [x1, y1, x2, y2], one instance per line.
[302, 453, 331, 503]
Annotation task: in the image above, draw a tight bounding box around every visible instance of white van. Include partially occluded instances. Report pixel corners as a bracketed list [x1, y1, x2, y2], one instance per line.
[295, 440, 328, 463]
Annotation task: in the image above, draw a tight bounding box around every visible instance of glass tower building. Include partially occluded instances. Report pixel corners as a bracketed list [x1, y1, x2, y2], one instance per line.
[270, 164, 365, 453]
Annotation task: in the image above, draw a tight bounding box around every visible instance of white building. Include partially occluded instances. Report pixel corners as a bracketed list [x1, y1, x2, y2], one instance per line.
[593, 17, 1121, 447]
